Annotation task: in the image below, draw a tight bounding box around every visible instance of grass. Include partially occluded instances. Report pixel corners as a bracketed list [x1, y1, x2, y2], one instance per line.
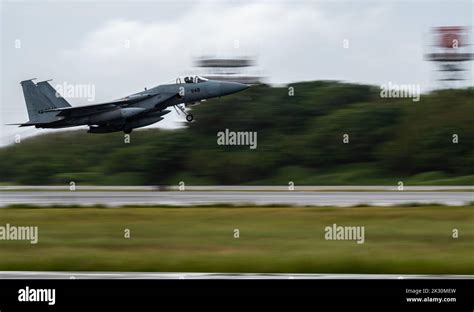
[0, 205, 473, 274]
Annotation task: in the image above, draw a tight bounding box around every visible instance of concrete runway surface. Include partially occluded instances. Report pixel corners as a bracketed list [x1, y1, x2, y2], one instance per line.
[0, 271, 472, 279]
[0, 191, 472, 207]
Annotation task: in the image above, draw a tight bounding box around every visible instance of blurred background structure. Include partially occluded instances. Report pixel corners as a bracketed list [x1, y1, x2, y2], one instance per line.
[193, 56, 263, 85]
[424, 26, 473, 88]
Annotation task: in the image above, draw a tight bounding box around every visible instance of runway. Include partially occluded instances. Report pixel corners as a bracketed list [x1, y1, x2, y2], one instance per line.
[0, 191, 472, 207]
[0, 271, 472, 279]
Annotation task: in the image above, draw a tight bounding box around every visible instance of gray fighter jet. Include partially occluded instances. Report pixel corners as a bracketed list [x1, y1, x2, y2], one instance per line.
[13, 76, 248, 134]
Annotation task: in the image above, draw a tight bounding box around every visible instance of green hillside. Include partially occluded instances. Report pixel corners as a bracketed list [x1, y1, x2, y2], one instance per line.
[1, 81, 473, 185]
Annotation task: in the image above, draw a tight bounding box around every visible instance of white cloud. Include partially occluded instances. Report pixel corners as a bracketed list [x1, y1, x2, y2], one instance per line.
[59, 2, 371, 84]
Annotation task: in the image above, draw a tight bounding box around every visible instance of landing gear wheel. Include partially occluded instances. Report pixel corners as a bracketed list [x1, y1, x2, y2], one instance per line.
[173, 104, 193, 122]
[124, 129, 132, 134]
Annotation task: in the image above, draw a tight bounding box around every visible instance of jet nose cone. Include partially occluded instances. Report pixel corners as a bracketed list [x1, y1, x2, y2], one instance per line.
[219, 81, 250, 96]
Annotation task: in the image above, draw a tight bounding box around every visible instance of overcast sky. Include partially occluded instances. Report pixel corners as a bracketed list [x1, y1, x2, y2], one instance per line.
[1, 0, 472, 146]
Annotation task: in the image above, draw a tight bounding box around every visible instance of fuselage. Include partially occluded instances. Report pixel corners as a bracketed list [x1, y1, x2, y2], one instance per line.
[37, 78, 248, 132]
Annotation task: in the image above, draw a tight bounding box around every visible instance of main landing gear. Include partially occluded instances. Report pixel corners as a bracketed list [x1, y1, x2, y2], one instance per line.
[174, 104, 194, 122]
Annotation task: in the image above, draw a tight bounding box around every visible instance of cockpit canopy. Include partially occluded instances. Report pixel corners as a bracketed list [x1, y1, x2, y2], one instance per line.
[176, 76, 208, 84]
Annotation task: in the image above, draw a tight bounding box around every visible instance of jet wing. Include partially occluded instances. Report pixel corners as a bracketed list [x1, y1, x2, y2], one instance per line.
[43, 93, 176, 118]
[44, 103, 120, 118]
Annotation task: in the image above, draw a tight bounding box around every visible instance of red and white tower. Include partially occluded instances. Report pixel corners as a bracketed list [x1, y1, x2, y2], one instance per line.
[424, 26, 473, 88]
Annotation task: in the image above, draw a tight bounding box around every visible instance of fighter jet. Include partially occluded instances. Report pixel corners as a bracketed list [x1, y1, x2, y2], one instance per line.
[12, 76, 248, 134]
